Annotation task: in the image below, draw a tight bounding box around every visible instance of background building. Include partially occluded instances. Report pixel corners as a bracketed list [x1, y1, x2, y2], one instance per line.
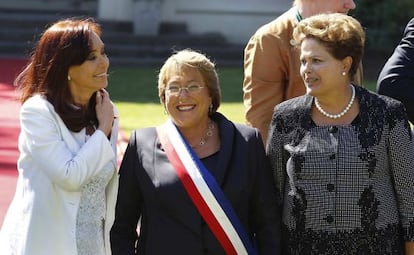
[0, 0, 289, 67]
[2, 0, 409, 78]
[98, 0, 289, 44]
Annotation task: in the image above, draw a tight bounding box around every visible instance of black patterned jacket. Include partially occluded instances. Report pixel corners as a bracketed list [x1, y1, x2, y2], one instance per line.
[267, 85, 414, 255]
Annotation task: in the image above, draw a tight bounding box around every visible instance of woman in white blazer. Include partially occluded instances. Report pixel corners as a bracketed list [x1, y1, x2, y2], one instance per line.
[0, 18, 118, 255]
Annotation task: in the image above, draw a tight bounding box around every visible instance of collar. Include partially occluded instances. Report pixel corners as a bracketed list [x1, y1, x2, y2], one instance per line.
[295, 8, 303, 22]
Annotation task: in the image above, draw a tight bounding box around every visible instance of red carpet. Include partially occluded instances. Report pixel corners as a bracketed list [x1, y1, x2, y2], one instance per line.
[0, 58, 128, 227]
[0, 58, 27, 227]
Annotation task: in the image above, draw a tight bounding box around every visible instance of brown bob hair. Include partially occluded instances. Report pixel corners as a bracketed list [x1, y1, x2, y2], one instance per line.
[293, 13, 365, 77]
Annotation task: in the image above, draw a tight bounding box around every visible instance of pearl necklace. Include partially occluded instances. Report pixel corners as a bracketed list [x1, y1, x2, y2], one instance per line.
[191, 121, 214, 149]
[314, 85, 355, 119]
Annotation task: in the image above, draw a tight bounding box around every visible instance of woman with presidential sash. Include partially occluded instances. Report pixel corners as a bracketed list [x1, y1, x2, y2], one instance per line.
[110, 49, 281, 255]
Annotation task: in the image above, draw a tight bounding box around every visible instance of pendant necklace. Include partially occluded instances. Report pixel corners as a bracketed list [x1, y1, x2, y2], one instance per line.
[191, 121, 214, 149]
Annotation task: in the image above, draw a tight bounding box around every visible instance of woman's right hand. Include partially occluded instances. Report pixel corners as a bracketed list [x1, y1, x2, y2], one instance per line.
[95, 89, 114, 137]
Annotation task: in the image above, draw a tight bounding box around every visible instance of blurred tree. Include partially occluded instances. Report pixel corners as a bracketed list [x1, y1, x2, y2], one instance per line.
[351, 0, 414, 52]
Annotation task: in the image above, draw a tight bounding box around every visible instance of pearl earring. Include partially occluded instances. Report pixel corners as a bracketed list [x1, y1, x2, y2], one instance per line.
[342, 71, 347, 76]
[67, 75, 71, 81]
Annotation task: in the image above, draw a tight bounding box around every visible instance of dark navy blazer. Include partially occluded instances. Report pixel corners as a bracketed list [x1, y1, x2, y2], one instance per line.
[110, 112, 281, 255]
[377, 18, 414, 123]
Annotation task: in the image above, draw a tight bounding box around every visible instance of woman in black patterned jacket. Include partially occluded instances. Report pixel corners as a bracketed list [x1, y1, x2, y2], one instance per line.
[266, 13, 414, 255]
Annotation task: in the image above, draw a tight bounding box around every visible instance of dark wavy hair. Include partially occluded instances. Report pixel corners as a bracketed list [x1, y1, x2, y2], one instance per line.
[16, 17, 102, 132]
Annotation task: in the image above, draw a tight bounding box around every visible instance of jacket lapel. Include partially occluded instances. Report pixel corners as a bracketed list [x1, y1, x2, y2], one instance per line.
[213, 113, 235, 187]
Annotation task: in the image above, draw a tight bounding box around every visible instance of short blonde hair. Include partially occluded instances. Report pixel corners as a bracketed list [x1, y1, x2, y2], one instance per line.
[293, 13, 365, 77]
[158, 49, 221, 114]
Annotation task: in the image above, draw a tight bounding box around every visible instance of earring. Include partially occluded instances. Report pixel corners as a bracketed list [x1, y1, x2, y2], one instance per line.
[342, 71, 347, 76]
[209, 104, 213, 114]
[67, 75, 71, 81]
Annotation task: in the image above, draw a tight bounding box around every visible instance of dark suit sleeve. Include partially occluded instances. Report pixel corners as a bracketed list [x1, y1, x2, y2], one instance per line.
[250, 130, 282, 254]
[110, 131, 141, 255]
[377, 18, 414, 123]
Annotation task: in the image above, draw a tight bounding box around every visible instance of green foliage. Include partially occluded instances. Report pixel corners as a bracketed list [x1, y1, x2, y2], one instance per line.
[364, 80, 376, 92]
[107, 67, 159, 103]
[108, 67, 376, 136]
[215, 67, 244, 102]
[107, 67, 244, 103]
[115, 102, 165, 135]
[351, 1, 414, 51]
[108, 67, 245, 135]
[116, 102, 246, 135]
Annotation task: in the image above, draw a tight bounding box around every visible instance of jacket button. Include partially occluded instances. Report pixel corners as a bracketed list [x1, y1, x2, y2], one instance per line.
[327, 183, 335, 192]
[326, 215, 334, 224]
[329, 154, 336, 160]
[328, 126, 338, 133]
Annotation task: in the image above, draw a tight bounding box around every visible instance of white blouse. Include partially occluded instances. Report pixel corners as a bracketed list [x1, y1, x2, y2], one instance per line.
[73, 129, 114, 255]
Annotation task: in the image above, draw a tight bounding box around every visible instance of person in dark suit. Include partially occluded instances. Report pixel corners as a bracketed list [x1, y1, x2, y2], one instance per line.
[110, 49, 281, 255]
[377, 18, 414, 124]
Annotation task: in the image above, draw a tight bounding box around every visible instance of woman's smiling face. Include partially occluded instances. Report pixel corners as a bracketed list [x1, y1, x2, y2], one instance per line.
[164, 65, 212, 129]
[67, 31, 109, 104]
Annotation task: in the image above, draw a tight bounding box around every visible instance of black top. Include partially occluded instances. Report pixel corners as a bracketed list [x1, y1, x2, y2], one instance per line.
[111, 112, 281, 254]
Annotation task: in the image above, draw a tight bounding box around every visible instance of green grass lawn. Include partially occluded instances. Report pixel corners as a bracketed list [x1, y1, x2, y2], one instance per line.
[108, 67, 376, 136]
[108, 67, 247, 136]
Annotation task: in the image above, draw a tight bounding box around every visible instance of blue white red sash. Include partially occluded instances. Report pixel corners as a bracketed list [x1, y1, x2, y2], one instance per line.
[156, 119, 256, 255]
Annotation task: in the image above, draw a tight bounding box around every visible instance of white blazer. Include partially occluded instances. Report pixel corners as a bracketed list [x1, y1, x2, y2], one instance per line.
[0, 94, 119, 255]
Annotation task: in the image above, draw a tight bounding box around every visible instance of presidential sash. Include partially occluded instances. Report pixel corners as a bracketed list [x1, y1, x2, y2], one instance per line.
[156, 119, 256, 255]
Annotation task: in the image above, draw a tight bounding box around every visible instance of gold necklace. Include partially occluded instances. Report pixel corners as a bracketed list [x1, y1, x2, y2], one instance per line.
[191, 121, 214, 149]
